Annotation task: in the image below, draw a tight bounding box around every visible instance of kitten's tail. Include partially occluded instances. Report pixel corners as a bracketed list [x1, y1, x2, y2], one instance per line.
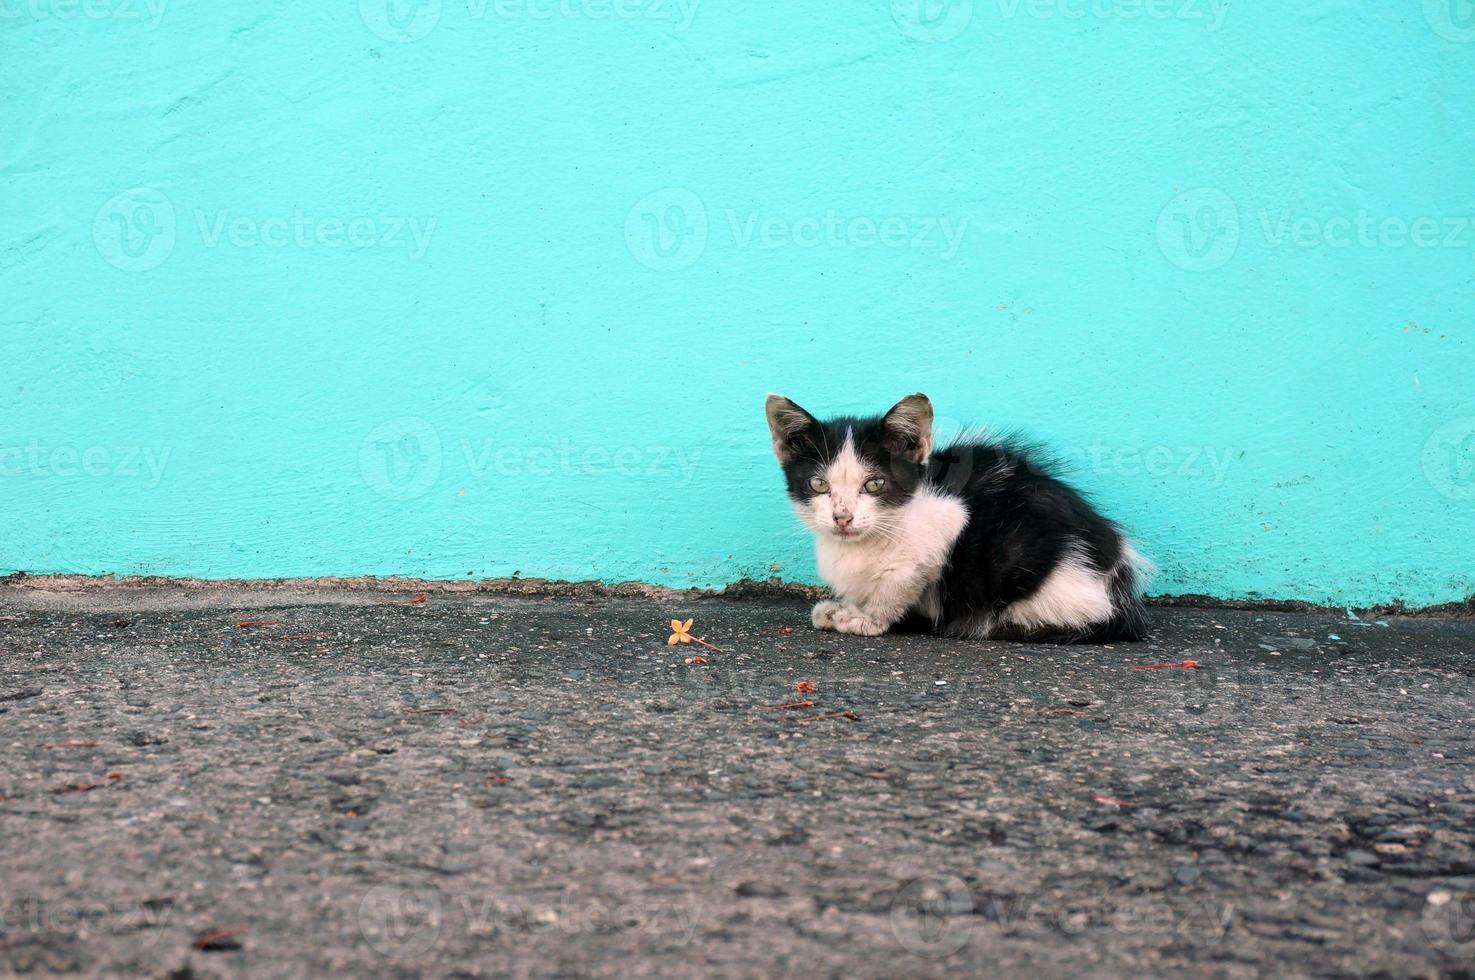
[1094, 544, 1152, 643]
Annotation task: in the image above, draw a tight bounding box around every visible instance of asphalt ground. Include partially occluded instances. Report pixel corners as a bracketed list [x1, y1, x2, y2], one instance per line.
[2, 582, 1473, 978]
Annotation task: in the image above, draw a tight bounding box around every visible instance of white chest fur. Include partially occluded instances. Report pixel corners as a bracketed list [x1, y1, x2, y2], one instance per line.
[814, 489, 968, 605]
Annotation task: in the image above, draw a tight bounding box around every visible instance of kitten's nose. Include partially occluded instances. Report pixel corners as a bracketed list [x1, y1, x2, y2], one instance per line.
[834, 514, 853, 529]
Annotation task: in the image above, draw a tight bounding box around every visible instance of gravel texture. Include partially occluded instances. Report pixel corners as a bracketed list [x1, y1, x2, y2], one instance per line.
[1, 583, 1473, 978]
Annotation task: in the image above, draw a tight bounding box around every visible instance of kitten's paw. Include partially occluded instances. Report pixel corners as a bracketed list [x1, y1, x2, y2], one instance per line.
[832, 607, 888, 636]
[811, 601, 843, 630]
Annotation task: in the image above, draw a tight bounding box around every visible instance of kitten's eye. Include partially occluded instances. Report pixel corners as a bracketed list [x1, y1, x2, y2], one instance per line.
[863, 478, 886, 494]
[807, 476, 830, 494]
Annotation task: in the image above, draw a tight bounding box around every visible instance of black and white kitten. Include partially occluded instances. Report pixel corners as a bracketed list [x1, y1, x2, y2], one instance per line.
[766, 393, 1150, 643]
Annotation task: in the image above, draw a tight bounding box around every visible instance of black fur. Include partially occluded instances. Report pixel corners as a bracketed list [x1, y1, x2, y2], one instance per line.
[771, 401, 1148, 644]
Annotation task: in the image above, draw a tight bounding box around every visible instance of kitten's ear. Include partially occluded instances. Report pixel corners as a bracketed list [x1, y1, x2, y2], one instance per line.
[881, 393, 934, 463]
[765, 394, 818, 463]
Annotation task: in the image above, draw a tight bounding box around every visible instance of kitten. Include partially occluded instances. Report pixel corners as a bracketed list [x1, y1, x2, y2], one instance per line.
[766, 393, 1150, 643]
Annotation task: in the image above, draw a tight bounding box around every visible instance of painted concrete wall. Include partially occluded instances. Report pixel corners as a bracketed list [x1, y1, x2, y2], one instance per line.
[3, 1, 1472, 605]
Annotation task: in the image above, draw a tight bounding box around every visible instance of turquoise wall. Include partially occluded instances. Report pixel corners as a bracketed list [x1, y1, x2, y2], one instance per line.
[3, 0, 1472, 605]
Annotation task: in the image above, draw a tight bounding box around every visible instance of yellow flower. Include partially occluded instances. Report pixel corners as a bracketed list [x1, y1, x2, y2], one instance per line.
[668, 618, 694, 645]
